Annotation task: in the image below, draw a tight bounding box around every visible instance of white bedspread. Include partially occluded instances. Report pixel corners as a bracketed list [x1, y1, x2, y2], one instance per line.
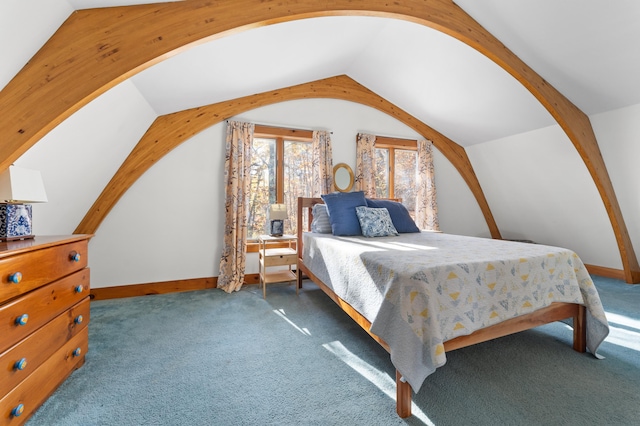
[302, 232, 609, 392]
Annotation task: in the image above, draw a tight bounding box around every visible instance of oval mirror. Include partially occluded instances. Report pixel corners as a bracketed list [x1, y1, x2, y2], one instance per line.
[333, 163, 354, 192]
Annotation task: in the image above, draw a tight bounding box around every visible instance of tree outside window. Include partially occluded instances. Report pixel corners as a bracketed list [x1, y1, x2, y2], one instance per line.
[374, 137, 418, 214]
[247, 126, 313, 239]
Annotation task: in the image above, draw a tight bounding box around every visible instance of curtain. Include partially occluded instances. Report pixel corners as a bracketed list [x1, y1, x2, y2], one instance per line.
[311, 130, 333, 196]
[355, 133, 377, 197]
[415, 138, 439, 231]
[218, 121, 254, 293]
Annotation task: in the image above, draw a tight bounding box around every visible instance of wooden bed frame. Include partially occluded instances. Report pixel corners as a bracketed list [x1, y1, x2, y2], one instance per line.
[296, 197, 586, 418]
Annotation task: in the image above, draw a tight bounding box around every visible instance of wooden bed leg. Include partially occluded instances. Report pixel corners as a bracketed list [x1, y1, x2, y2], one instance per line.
[296, 265, 302, 295]
[573, 305, 587, 352]
[396, 370, 412, 418]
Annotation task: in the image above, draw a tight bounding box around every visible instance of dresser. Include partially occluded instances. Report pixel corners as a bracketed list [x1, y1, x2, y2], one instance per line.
[0, 235, 92, 425]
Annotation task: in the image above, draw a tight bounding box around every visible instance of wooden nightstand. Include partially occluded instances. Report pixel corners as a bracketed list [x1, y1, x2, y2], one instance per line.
[258, 234, 297, 299]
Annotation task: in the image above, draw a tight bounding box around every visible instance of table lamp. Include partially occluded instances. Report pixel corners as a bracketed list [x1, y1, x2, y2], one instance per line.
[0, 166, 48, 241]
[269, 204, 287, 237]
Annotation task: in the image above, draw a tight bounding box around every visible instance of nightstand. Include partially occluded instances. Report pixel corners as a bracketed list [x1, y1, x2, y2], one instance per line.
[258, 234, 297, 299]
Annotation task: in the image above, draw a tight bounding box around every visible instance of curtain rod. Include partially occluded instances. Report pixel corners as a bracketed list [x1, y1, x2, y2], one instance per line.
[225, 120, 332, 134]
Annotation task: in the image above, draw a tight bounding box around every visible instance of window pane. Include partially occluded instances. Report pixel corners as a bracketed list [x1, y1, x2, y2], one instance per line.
[248, 138, 276, 239]
[375, 148, 389, 198]
[284, 140, 312, 235]
[394, 149, 417, 214]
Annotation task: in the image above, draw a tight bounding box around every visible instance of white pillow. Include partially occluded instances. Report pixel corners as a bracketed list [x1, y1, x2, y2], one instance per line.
[311, 204, 332, 233]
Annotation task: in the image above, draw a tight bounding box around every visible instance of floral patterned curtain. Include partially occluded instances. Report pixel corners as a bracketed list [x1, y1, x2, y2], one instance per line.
[355, 133, 377, 197]
[311, 130, 333, 195]
[415, 138, 440, 231]
[218, 121, 254, 293]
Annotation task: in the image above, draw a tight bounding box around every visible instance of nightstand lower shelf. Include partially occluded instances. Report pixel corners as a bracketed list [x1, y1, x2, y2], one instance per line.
[262, 270, 297, 284]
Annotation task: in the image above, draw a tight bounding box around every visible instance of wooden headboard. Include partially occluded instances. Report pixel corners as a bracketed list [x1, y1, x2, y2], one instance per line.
[296, 197, 324, 258]
[297, 197, 323, 229]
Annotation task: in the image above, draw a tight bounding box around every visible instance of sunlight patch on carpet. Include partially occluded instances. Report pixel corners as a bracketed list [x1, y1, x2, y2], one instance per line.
[323, 340, 435, 425]
[605, 312, 640, 351]
[272, 309, 311, 335]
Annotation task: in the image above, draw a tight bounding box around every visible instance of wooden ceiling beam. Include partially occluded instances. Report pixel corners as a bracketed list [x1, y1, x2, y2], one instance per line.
[74, 75, 501, 239]
[1, 0, 637, 281]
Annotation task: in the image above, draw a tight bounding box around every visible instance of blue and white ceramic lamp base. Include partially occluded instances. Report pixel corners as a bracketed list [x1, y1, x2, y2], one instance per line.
[0, 204, 34, 241]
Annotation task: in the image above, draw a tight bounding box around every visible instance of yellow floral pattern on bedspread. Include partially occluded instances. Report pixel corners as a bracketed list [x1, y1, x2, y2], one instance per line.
[303, 232, 609, 393]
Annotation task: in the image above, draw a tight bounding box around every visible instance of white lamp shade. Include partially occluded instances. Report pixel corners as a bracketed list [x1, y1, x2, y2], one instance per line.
[0, 166, 48, 203]
[269, 203, 288, 220]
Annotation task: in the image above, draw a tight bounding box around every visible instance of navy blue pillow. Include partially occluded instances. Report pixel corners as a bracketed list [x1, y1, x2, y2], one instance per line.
[321, 191, 367, 236]
[365, 198, 420, 233]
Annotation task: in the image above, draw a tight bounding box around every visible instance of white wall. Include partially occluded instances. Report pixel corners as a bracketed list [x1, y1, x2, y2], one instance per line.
[4, 2, 638, 285]
[592, 103, 640, 269]
[18, 95, 485, 288]
[466, 113, 634, 270]
[90, 122, 226, 286]
[15, 80, 157, 236]
[14, 86, 640, 286]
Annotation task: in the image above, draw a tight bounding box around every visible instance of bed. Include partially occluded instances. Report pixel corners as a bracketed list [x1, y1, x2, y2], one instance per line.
[295, 195, 609, 418]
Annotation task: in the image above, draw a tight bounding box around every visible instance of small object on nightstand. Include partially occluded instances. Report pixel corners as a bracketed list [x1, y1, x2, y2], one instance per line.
[258, 234, 297, 299]
[268, 204, 287, 237]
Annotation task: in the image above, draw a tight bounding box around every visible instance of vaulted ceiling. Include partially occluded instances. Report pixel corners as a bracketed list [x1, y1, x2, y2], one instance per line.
[3, 1, 639, 147]
[1, 0, 639, 282]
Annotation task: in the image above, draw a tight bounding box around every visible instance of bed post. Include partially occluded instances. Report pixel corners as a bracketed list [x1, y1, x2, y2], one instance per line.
[396, 371, 412, 418]
[296, 197, 304, 293]
[573, 305, 587, 352]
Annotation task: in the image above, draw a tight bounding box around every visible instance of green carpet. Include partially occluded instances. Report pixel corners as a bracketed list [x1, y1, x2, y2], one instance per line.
[27, 277, 640, 425]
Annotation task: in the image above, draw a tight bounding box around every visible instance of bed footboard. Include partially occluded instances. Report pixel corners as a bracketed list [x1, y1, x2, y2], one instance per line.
[295, 196, 587, 419]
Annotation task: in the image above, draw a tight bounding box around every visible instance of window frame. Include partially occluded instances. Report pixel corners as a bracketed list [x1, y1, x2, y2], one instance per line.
[374, 135, 418, 201]
[246, 125, 313, 251]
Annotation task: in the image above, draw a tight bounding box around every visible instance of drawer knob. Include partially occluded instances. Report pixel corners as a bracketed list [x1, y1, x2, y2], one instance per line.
[75, 315, 84, 324]
[75, 285, 84, 293]
[15, 314, 29, 326]
[14, 358, 28, 371]
[11, 404, 24, 417]
[70, 251, 81, 262]
[72, 347, 82, 357]
[9, 272, 22, 283]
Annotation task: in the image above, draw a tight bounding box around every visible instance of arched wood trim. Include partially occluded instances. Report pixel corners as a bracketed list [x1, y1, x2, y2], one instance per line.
[74, 75, 501, 239]
[1, 0, 637, 282]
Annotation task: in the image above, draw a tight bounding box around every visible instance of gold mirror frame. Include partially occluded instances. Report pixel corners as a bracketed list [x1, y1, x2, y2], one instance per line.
[333, 163, 354, 192]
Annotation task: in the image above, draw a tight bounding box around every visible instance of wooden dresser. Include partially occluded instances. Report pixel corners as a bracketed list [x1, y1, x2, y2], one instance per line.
[0, 235, 92, 425]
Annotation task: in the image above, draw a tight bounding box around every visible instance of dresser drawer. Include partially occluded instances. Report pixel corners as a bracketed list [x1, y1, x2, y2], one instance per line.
[262, 248, 297, 267]
[0, 328, 88, 425]
[0, 240, 88, 305]
[0, 298, 89, 397]
[0, 269, 89, 353]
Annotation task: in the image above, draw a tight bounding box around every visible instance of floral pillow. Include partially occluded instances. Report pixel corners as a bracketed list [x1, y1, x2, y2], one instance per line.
[355, 206, 399, 237]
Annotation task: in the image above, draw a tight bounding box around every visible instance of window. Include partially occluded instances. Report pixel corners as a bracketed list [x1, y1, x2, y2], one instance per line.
[374, 136, 418, 214]
[247, 125, 313, 239]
